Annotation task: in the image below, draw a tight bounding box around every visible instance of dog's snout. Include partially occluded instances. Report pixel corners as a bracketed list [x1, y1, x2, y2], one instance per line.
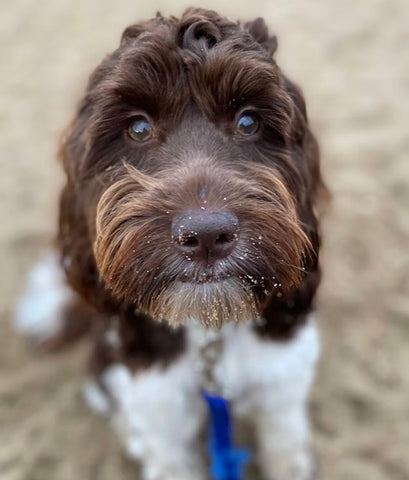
[171, 211, 239, 262]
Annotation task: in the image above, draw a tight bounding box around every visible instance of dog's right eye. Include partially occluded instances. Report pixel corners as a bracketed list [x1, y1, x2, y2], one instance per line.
[236, 112, 259, 136]
[128, 116, 152, 142]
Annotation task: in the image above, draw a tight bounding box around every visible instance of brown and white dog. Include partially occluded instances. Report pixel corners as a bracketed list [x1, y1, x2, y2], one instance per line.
[15, 8, 327, 480]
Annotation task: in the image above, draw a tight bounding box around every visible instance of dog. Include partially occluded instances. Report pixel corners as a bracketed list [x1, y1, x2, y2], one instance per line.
[15, 8, 327, 480]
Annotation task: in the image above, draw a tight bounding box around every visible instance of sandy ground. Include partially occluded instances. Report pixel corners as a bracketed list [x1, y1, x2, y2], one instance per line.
[1, 0, 408, 479]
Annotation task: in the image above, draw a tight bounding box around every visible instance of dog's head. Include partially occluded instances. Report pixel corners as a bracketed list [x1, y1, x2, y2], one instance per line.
[59, 8, 325, 327]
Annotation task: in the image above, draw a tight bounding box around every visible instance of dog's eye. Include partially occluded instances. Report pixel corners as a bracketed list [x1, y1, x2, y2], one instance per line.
[236, 113, 259, 136]
[128, 116, 152, 142]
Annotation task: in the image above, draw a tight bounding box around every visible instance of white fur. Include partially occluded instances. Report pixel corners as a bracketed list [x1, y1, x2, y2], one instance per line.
[87, 317, 319, 480]
[214, 318, 320, 407]
[213, 319, 320, 480]
[82, 381, 111, 417]
[98, 356, 206, 480]
[14, 253, 74, 343]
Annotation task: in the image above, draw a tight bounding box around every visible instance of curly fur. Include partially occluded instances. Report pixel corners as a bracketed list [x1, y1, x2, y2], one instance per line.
[58, 8, 325, 331]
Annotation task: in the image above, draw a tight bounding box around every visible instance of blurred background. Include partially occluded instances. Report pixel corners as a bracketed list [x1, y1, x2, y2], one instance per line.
[1, 0, 408, 479]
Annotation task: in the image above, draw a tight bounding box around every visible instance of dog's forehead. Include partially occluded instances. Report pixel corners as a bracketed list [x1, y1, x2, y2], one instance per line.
[97, 15, 278, 120]
[161, 103, 235, 157]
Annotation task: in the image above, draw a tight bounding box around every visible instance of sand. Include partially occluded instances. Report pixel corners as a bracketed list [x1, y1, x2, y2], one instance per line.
[1, 0, 408, 479]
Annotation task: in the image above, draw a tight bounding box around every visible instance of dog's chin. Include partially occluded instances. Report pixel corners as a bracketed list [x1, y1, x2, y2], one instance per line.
[145, 277, 260, 329]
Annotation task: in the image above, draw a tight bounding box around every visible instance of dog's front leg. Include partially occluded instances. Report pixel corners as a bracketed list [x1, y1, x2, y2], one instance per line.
[99, 354, 206, 480]
[254, 399, 315, 480]
[250, 320, 320, 480]
[217, 318, 320, 480]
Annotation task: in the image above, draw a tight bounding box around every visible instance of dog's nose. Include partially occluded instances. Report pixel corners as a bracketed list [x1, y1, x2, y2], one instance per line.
[171, 211, 239, 262]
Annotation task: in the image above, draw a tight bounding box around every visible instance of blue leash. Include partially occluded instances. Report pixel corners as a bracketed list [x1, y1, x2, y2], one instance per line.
[202, 390, 251, 480]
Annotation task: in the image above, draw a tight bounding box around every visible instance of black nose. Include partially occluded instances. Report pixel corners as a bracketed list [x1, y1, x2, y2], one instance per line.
[171, 211, 239, 262]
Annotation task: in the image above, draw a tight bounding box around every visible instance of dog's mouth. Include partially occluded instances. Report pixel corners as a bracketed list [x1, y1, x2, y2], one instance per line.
[177, 269, 233, 284]
[171, 263, 268, 289]
[181, 276, 229, 284]
[136, 262, 276, 328]
[169, 257, 274, 291]
[150, 272, 262, 328]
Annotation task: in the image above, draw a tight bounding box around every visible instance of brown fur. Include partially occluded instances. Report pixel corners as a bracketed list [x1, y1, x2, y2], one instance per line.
[57, 8, 326, 366]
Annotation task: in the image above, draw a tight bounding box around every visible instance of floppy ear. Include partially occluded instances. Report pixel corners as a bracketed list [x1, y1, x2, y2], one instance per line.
[58, 99, 91, 183]
[257, 77, 326, 339]
[244, 17, 278, 56]
[56, 18, 153, 309]
[57, 111, 97, 303]
[58, 98, 116, 311]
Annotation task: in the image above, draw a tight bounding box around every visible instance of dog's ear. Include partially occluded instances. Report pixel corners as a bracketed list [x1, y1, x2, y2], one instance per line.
[244, 17, 278, 56]
[58, 96, 94, 183]
[58, 96, 110, 308]
[58, 124, 116, 310]
[281, 75, 329, 208]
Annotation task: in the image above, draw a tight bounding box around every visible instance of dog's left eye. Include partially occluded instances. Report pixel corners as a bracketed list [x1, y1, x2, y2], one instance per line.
[128, 116, 152, 142]
[236, 113, 259, 136]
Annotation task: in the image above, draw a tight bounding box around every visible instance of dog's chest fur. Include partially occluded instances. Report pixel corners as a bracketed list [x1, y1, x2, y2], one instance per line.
[82, 316, 320, 471]
[186, 318, 320, 404]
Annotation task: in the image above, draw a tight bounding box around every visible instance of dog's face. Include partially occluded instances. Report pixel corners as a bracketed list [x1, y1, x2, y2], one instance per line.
[60, 9, 323, 327]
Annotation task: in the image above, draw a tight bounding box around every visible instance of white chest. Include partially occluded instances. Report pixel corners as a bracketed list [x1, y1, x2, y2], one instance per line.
[84, 316, 320, 480]
[186, 316, 320, 408]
